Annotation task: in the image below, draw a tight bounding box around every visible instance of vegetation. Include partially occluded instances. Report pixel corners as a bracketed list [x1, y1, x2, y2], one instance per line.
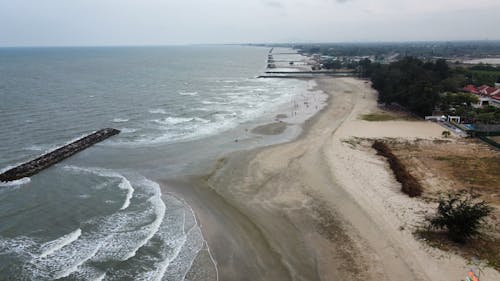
[372, 141, 422, 197]
[322, 59, 343, 69]
[365, 57, 453, 116]
[361, 59, 500, 123]
[433, 155, 500, 190]
[456, 67, 500, 86]
[293, 41, 500, 59]
[427, 191, 493, 243]
[360, 113, 399, 121]
[441, 130, 451, 138]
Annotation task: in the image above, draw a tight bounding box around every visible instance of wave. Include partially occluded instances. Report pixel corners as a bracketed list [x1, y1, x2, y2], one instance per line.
[178, 91, 198, 96]
[94, 272, 106, 281]
[62, 166, 134, 211]
[0, 177, 209, 280]
[201, 100, 228, 105]
[120, 178, 165, 260]
[0, 177, 31, 187]
[23, 145, 46, 151]
[52, 238, 106, 279]
[148, 109, 167, 114]
[11, 175, 167, 279]
[112, 118, 129, 123]
[39, 229, 82, 258]
[0, 163, 19, 174]
[118, 177, 134, 210]
[120, 127, 137, 134]
[152, 116, 192, 125]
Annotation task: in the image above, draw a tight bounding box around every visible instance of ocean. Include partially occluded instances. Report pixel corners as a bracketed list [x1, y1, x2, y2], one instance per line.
[0, 46, 325, 280]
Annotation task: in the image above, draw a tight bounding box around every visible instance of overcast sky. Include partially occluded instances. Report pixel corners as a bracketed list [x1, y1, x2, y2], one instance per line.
[1, 0, 499, 46]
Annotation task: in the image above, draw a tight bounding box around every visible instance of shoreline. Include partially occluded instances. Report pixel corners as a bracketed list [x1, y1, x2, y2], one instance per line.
[161, 77, 500, 280]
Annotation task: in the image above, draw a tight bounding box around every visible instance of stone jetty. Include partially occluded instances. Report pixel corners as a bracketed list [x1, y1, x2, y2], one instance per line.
[0, 128, 120, 182]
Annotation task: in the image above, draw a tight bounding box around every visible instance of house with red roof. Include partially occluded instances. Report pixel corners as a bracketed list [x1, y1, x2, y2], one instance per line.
[462, 84, 500, 108]
[478, 85, 500, 96]
[462, 84, 478, 94]
[491, 93, 500, 107]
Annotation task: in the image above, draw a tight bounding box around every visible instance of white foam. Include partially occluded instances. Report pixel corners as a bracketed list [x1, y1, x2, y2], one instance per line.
[120, 128, 137, 134]
[120, 178, 165, 261]
[107, 76, 320, 147]
[118, 177, 134, 210]
[178, 91, 198, 96]
[0, 164, 18, 174]
[0, 177, 31, 187]
[94, 272, 106, 281]
[201, 100, 227, 105]
[158, 193, 217, 281]
[1, 177, 205, 280]
[131, 195, 191, 281]
[62, 166, 134, 211]
[53, 237, 106, 279]
[112, 118, 129, 123]
[24, 145, 45, 151]
[193, 117, 210, 123]
[148, 109, 167, 114]
[39, 229, 82, 258]
[0, 236, 38, 259]
[153, 116, 192, 125]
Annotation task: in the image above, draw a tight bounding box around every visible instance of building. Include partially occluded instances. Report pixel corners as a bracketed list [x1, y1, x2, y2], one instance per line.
[462, 84, 500, 108]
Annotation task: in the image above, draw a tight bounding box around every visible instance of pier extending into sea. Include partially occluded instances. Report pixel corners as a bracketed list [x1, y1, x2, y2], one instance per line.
[0, 128, 120, 182]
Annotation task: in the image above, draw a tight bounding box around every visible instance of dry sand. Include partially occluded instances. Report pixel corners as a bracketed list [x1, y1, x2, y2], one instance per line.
[163, 77, 500, 280]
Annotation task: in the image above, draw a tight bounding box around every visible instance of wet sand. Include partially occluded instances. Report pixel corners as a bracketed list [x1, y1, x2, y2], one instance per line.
[251, 122, 288, 135]
[161, 77, 500, 281]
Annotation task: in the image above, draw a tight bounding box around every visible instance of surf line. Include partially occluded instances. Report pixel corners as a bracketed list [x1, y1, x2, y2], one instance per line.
[0, 128, 120, 182]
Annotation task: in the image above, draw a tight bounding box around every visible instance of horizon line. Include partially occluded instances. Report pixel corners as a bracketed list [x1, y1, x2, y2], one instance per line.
[1, 39, 500, 49]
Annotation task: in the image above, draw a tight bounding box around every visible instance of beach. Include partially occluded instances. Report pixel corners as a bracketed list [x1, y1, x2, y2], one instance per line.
[163, 77, 500, 281]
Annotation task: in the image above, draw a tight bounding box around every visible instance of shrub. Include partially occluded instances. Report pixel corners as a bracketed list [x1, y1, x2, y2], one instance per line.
[427, 191, 493, 243]
[442, 130, 451, 138]
[372, 141, 422, 197]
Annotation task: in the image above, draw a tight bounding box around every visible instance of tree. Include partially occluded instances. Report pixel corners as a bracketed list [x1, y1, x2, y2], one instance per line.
[322, 59, 342, 69]
[369, 57, 444, 117]
[428, 191, 492, 243]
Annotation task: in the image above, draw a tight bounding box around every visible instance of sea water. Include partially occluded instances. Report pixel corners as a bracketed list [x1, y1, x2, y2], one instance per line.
[0, 46, 325, 280]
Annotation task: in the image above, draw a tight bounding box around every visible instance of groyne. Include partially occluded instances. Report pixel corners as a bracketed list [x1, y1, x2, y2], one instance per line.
[0, 128, 120, 182]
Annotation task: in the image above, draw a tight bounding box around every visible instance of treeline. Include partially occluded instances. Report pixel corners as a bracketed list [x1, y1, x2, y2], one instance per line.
[293, 41, 500, 59]
[457, 67, 500, 86]
[362, 57, 453, 116]
[359, 58, 500, 123]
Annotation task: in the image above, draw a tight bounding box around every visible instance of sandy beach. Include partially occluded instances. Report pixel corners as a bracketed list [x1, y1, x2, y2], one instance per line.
[162, 77, 500, 281]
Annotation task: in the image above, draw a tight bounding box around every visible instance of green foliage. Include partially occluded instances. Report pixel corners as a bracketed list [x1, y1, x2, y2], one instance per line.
[443, 92, 479, 106]
[469, 70, 500, 86]
[428, 191, 493, 243]
[361, 113, 398, 121]
[368, 57, 449, 116]
[322, 59, 342, 69]
[470, 63, 499, 72]
[294, 41, 500, 58]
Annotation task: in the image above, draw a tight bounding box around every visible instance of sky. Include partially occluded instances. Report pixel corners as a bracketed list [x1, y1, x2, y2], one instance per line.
[0, 0, 499, 46]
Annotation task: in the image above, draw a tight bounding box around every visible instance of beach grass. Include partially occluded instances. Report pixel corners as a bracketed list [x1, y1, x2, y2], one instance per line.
[433, 155, 500, 189]
[361, 113, 399, 121]
[416, 230, 500, 270]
